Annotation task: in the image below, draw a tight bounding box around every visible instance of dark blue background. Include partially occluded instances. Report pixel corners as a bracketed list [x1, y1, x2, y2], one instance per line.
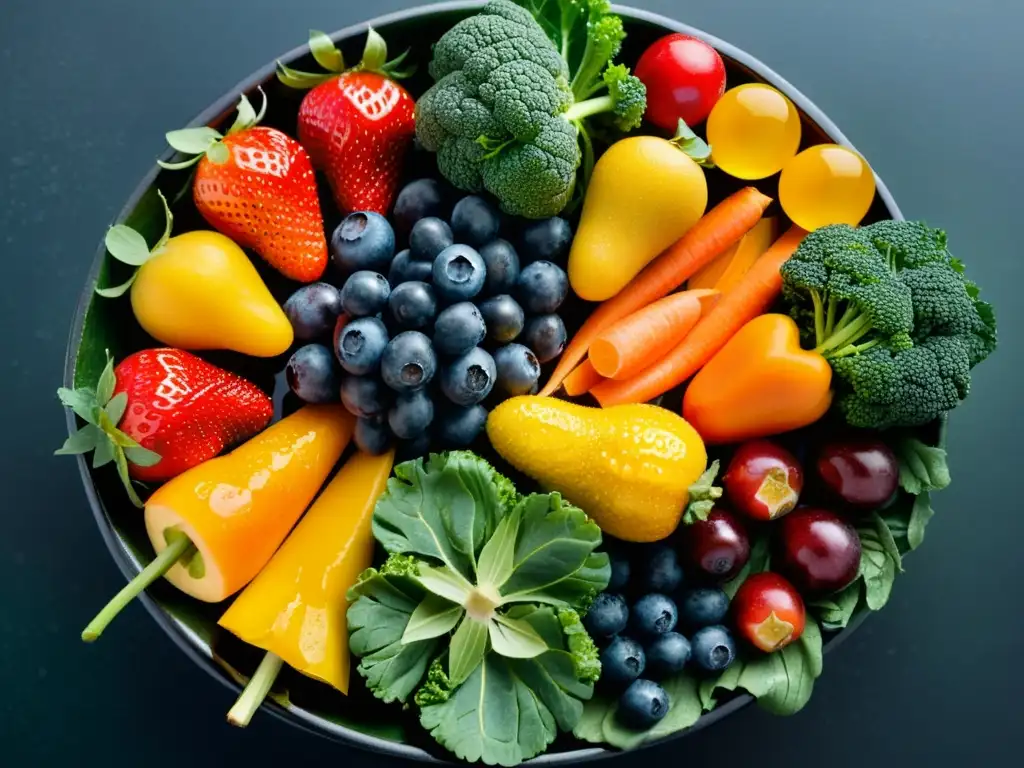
[2, 0, 1021, 764]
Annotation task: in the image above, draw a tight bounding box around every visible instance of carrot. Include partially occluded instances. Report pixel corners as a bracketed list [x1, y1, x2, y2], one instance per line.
[563, 360, 605, 396]
[590, 226, 807, 407]
[537, 187, 772, 397]
[589, 289, 720, 380]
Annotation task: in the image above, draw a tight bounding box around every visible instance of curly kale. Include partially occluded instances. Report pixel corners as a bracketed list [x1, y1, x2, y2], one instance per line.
[416, 0, 645, 218]
[781, 221, 997, 430]
[558, 608, 601, 684]
[414, 658, 454, 707]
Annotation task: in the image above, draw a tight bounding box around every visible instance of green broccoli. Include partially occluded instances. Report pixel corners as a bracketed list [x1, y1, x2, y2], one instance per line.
[378, 552, 421, 579]
[414, 658, 453, 707]
[416, 0, 646, 218]
[557, 608, 601, 684]
[781, 221, 997, 430]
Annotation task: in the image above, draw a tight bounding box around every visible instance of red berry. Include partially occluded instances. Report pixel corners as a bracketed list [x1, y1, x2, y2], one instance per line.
[723, 440, 803, 521]
[775, 508, 861, 594]
[732, 572, 806, 652]
[635, 33, 726, 129]
[684, 508, 751, 582]
[816, 438, 899, 511]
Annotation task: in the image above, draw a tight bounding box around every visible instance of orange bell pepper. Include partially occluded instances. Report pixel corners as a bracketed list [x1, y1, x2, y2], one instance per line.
[683, 314, 832, 444]
[82, 405, 354, 641]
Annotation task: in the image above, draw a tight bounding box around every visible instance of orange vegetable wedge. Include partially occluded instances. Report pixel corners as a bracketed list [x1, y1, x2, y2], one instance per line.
[689, 217, 777, 292]
[563, 360, 606, 396]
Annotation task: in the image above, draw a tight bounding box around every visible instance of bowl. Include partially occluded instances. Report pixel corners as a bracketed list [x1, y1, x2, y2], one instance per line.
[64, 1, 902, 762]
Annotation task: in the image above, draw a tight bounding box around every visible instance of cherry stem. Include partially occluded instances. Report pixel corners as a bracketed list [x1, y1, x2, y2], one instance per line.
[81, 534, 195, 642]
[227, 652, 284, 728]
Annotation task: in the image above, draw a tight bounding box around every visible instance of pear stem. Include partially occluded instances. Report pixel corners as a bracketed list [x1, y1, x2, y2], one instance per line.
[227, 652, 285, 728]
[81, 535, 195, 642]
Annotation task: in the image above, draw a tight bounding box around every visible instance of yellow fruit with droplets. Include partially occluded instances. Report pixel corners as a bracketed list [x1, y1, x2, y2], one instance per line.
[486, 397, 708, 542]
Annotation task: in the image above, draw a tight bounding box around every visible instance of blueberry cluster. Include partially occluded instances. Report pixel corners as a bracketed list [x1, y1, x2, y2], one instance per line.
[280, 179, 573, 456]
[584, 545, 738, 729]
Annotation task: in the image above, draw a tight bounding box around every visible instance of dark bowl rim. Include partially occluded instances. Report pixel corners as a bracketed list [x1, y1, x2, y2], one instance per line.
[64, 1, 901, 763]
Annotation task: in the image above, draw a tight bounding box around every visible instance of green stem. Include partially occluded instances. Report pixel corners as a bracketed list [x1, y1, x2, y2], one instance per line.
[563, 95, 613, 123]
[578, 121, 595, 191]
[814, 312, 873, 356]
[226, 652, 285, 727]
[569, 35, 601, 99]
[810, 290, 826, 349]
[828, 338, 881, 359]
[824, 294, 839, 339]
[81, 535, 195, 642]
[832, 303, 858, 335]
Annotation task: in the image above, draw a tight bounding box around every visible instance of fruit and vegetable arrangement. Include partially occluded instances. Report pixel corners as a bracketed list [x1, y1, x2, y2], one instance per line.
[59, 1, 998, 765]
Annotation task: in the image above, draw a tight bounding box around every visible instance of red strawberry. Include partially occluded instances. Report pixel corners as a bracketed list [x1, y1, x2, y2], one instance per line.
[56, 349, 272, 507]
[278, 28, 416, 215]
[160, 91, 328, 283]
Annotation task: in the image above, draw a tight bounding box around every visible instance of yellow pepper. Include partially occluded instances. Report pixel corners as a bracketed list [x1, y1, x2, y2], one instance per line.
[81, 405, 354, 642]
[221, 449, 395, 727]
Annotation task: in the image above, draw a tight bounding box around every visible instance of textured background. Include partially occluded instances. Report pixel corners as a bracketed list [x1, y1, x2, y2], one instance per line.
[2, 0, 1021, 764]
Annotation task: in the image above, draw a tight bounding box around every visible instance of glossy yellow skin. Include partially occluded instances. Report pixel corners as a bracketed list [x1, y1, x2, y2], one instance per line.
[487, 397, 708, 542]
[568, 136, 708, 302]
[145, 405, 354, 603]
[131, 230, 293, 357]
[218, 450, 395, 694]
[706, 84, 801, 180]
[779, 144, 876, 231]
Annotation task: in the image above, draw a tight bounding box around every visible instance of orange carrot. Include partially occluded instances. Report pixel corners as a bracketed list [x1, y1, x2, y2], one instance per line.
[589, 289, 720, 380]
[590, 226, 807, 407]
[563, 360, 605, 396]
[538, 187, 772, 397]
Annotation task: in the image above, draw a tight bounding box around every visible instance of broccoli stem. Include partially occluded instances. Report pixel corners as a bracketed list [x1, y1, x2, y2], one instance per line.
[570, 36, 605, 99]
[563, 95, 614, 122]
[814, 312, 873, 356]
[828, 338, 882, 359]
[810, 290, 826, 348]
[475, 135, 516, 160]
[832, 303, 859, 334]
[577, 121, 596, 190]
[824, 295, 839, 338]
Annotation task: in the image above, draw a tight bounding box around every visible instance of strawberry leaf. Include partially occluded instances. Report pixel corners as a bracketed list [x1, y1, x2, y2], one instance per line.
[165, 126, 222, 156]
[92, 437, 115, 469]
[275, 60, 334, 90]
[157, 155, 202, 171]
[227, 89, 267, 136]
[124, 445, 162, 468]
[360, 27, 389, 73]
[95, 353, 117, 405]
[309, 30, 344, 72]
[671, 119, 714, 168]
[114, 446, 145, 508]
[154, 190, 174, 250]
[105, 225, 151, 266]
[57, 386, 100, 424]
[104, 392, 128, 424]
[206, 143, 230, 165]
[382, 48, 417, 79]
[95, 272, 137, 298]
[55, 424, 102, 456]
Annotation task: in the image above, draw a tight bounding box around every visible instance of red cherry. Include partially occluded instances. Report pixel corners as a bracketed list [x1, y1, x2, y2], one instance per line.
[723, 440, 804, 521]
[816, 438, 899, 510]
[684, 508, 751, 582]
[634, 33, 726, 129]
[732, 572, 806, 652]
[775, 508, 861, 594]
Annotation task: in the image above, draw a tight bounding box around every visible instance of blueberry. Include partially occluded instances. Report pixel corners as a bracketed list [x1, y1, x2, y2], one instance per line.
[519, 216, 573, 264]
[388, 390, 434, 439]
[641, 546, 683, 594]
[354, 416, 393, 456]
[493, 343, 541, 396]
[479, 295, 525, 343]
[583, 593, 629, 638]
[608, 553, 631, 592]
[331, 212, 395, 273]
[630, 594, 678, 639]
[690, 625, 736, 673]
[340, 271, 391, 317]
[381, 331, 437, 393]
[433, 302, 487, 357]
[397, 430, 433, 461]
[335, 317, 389, 375]
[388, 249, 433, 285]
[437, 404, 488, 447]
[478, 239, 521, 296]
[393, 179, 447, 236]
[283, 283, 343, 341]
[521, 314, 567, 363]
[450, 195, 501, 247]
[409, 217, 454, 262]
[517, 261, 568, 314]
[340, 374, 390, 418]
[599, 636, 645, 688]
[645, 632, 691, 680]
[441, 347, 496, 406]
[388, 281, 437, 330]
[285, 344, 340, 404]
[618, 680, 670, 729]
[679, 588, 729, 630]
[433, 244, 486, 303]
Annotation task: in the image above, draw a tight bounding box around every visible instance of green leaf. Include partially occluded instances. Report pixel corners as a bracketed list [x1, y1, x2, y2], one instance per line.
[124, 445, 162, 467]
[95, 272, 137, 298]
[275, 60, 334, 89]
[372, 457, 476, 578]
[348, 567, 439, 704]
[895, 436, 951, 495]
[104, 392, 128, 424]
[489, 612, 548, 659]
[57, 386, 100, 425]
[448, 617, 488, 687]
[498, 494, 609, 611]
[441, 451, 509, 567]
[113, 446, 145, 508]
[360, 27, 388, 73]
[857, 513, 901, 610]
[206, 143, 230, 165]
[403, 595, 464, 644]
[92, 435, 114, 469]
[227, 90, 266, 135]
[95, 352, 116, 405]
[476, 505, 520, 591]
[156, 155, 202, 171]
[682, 460, 722, 525]
[308, 29, 344, 72]
[723, 534, 771, 600]
[54, 424, 102, 456]
[809, 581, 861, 631]
[907, 491, 935, 550]
[416, 564, 473, 606]
[671, 119, 715, 168]
[154, 190, 173, 250]
[164, 126, 222, 155]
[104, 225, 151, 267]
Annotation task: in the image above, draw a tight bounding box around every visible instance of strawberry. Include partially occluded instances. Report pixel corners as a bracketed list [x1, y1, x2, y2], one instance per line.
[278, 28, 416, 215]
[159, 91, 328, 282]
[56, 349, 272, 507]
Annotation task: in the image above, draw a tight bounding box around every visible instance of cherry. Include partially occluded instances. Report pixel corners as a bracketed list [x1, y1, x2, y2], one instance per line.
[684, 508, 750, 582]
[732, 572, 806, 652]
[816, 438, 898, 511]
[723, 440, 803, 521]
[775, 508, 861, 594]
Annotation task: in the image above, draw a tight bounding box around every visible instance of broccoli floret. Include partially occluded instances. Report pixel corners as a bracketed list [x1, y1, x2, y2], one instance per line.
[416, 0, 646, 218]
[414, 658, 454, 707]
[557, 608, 601, 684]
[379, 553, 421, 579]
